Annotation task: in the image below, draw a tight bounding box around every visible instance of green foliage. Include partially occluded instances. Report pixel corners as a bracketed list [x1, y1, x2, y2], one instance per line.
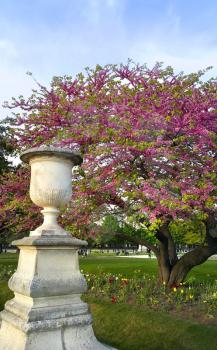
[0, 265, 15, 280]
[100, 215, 121, 239]
[99, 214, 157, 246]
[0, 120, 14, 176]
[99, 215, 206, 247]
[169, 219, 206, 245]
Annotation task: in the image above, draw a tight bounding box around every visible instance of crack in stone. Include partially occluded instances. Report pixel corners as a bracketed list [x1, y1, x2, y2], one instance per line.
[61, 327, 67, 350]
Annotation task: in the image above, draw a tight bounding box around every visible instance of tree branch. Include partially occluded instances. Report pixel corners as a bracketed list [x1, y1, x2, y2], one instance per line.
[168, 215, 217, 286]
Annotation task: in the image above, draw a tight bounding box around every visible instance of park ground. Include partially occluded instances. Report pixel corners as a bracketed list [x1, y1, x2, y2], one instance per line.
[1, 254, 217, 349]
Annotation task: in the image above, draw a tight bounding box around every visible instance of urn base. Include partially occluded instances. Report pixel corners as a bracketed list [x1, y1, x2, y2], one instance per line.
[0, 311, 116, 350]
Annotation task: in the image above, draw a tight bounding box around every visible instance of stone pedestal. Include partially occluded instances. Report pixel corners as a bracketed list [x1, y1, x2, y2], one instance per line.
[0, 233, 115, 349]
[0, 146, 116, 349]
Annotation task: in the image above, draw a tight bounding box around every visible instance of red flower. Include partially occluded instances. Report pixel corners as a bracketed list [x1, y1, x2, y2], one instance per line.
[109, 276, 115, 284]
[170, 283, 180, 289]
[121, 278, 128, 285]
[111, 295, 117, 303]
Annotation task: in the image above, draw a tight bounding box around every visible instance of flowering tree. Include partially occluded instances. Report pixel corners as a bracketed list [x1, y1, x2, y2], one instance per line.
[1, 62, 217, 286]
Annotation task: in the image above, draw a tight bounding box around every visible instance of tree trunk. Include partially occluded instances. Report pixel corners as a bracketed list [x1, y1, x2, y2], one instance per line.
[155, 222, 178, 284]
[157, 243, 217, 287]
[167, 245, 214, 287]
[156, 241, 171, 284]
[158, 216, 217, 287]
[115, 216, 217, 287]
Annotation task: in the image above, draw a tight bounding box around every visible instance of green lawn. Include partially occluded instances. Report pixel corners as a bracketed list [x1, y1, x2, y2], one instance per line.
[80, 256, 157, 277]
[0, 253, 18, 266]
[2, 253, 217, 283]
[80, 255, 217, 284]
[1, 254, 217, 349]
[91, 302, 217, 350]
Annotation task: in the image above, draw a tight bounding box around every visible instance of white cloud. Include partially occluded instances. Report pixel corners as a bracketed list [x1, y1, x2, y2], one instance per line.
[128, 38, 217, 75]
[0, 63, 38, 120]
[0, 39, 18, 60]
[0, 0, 217, 122]
[106, 0, 117, 7]
[125, 3, 217, 77]
[82, 0, 124, 24]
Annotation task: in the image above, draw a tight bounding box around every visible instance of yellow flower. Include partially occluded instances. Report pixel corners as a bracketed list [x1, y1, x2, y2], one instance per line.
[163, 281, 166, 285]
[180, 289, 184, 294]
[189, 294, 194, 299]
[173, 287, 177, 292]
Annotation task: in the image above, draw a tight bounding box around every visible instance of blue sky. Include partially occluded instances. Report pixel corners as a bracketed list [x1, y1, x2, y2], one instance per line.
[0, 0, 217, 119]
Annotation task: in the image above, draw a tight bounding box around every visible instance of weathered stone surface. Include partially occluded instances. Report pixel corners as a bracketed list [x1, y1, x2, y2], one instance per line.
[0, 320, 115, 350]
[13, 234, 88, 246]
[20, 146, 82, 165]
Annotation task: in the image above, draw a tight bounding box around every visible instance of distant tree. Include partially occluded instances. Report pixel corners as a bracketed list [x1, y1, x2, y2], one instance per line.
[0, 120, 14, 176]
[98, 215, 206, 253]
[98, 214, 157, 250]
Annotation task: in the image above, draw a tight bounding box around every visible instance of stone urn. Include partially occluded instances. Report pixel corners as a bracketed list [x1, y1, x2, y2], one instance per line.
[0, 146, 116, 350]
[23, 146, 82, 236]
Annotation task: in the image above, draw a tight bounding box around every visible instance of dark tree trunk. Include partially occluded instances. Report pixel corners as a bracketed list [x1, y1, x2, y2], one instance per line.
[157, 216, 217, 287]
[167, 245, 214, 286]
[156, 241, 171, 283]
[155, 221, 178, 284]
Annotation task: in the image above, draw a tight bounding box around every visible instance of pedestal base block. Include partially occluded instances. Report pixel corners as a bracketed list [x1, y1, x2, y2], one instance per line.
[0, 234, 117, 350]
[0, 315, 115, 350]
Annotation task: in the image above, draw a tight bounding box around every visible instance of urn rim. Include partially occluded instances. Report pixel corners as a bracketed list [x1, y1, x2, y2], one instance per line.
[20, 146, 83, 165]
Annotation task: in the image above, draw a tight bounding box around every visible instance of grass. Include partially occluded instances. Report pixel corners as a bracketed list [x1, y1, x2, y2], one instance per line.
[0, 253, 18, 266]
[80, 256, 217, 284]
[91, 302, 217, 350]
[2, 253, 217, 349]
[2, 253, 217, 283]
[80, 256, 158, 277]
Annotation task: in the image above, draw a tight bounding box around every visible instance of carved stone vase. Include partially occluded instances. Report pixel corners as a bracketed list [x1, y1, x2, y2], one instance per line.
[0, 146, 116, 350]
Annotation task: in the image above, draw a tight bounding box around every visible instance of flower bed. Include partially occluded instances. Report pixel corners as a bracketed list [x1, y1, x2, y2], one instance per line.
[0, 265, 15, 281]
[83, 270, 217, 321]
[2, 264, 217, 322]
